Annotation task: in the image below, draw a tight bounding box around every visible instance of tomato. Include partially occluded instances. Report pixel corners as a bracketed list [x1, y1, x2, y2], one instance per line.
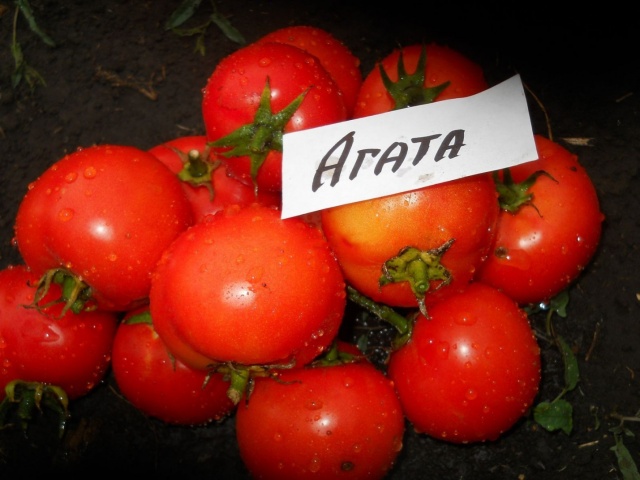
[202, 41, 348, 193]
[353, 42, 488, 118]
[320, 174, 499, 313]
[256, 25, 363, 117]
[150, 203, 346, 371]
[475, 134, 604, 305]
[148, 135, 281, 223]
[387, 282, 541, 444]
[0, 264, 118, 401]
[111, 307, 235, 425]
[235, 351, 405, 479]
[13, 144, 193, 312]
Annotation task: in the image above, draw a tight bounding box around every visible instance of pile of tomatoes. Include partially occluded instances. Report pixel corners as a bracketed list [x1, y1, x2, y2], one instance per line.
[0, 25, 604, 479]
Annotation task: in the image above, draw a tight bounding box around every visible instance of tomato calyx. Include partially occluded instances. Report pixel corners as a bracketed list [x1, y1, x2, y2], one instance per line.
[379, 44, 450, 110]
[493, 167, 557, 214]
[210, 77, 308, 194]
[0, 379, 70, 438]
[379, 239, 455, 318]
[29, 268, 97, 317]
[171, 144, 221, 201]
[212, 360, 296, 405]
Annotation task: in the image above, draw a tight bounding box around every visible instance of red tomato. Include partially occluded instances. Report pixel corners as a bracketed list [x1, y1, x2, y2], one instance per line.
[353, 42, 488, 118]
[13, 144, 193, 312]
[235, 356, 405, 479]
[148, 135, 281, 223]
[150, 203, 346, 369]
[476, 134, 604, 305]
[256, 25, 363, 117]
[387, 282, 541, 443]
[0, 264, 118, 401]
[111, 307, 235, 425]
[202, 41, 348, 193]
[320, 174, 499, 311]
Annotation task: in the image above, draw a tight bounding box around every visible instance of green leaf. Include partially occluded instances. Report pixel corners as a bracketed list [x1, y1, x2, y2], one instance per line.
[165, 0, 203, 30]
[557, 334, 580, 392]
[16, 0, 56, 47]
[548, 289, 570, 318]
[612, 429, 640, 480]
[534, 399, 573, 434]
[209, 11, 246, 45]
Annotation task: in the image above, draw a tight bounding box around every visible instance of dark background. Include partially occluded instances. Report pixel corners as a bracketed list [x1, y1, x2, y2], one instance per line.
[0, 1, 639, 478]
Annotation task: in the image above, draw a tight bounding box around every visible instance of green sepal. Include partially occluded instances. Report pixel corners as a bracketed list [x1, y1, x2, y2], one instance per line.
[379, 44, 450, 110]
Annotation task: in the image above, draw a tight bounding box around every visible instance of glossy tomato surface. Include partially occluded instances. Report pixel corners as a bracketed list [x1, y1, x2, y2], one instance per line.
[320, 174, 499, 309]
[148, 135, 281, 223]
[202, 41, 348, 193]
[353, 42, 488, 117]
[256, 25, 362, 117]
[387, 282, 541, 443]
[13, 145, 193, 311]
[235, 359, 405, 479]
[150, 203, 346, 367]
[111, 307, 235, 425]
[476, 134, 604, 305]
[0, 264, 118, 400]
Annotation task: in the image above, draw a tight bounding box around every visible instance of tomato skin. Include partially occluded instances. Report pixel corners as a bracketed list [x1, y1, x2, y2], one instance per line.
[256, 25, 363, 117]
[202, 41, 348, 193]
[320, 174, 499, 308]
[235, 360, 405, 480]
[14, 144, 193, 311]
[150, 203, 346, 367]
[387, 282, 541, 444]
[0, 264, 118, 401]
[148, 135, 281, 223]
[476, 134, 604, 305]
[353, 43, 488, 118]
[111, 307, 235, 425]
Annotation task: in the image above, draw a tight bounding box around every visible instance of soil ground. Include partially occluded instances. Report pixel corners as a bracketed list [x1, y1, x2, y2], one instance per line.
[0, 1, 639, 479]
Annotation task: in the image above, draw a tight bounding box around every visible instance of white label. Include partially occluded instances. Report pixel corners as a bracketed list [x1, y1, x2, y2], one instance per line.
[281, 74, 537, 219]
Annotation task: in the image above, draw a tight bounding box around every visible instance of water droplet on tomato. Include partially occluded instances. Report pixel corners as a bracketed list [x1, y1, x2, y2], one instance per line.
[308, 456, 321, 473]
[83, 166, 97, 179]
[454, 314, 477, 326]
[107, 253, 118, 262]
[258, 57, 272, 67]
[273, 432, 283, 442]
[465, 388, 478, 401]
[436, 341, 449, 359]
[305, 399, 323, 410]
[246, 266, 264, 283]
[57, 208, 74, 222]
[64, 171, 78, 183]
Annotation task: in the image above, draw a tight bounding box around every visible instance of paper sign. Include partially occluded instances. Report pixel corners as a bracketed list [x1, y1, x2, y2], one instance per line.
[281, 74, 537, 219]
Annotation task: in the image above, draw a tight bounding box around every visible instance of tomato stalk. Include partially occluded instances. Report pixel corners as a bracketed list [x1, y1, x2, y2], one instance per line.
[170, 143, 221, 200]
[210, 77, 307, 194]
[379, 44, 450, 110]
[346, 285, 415, 350]
[379, 239, 455, 318]
[215, 360, 296, 405]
